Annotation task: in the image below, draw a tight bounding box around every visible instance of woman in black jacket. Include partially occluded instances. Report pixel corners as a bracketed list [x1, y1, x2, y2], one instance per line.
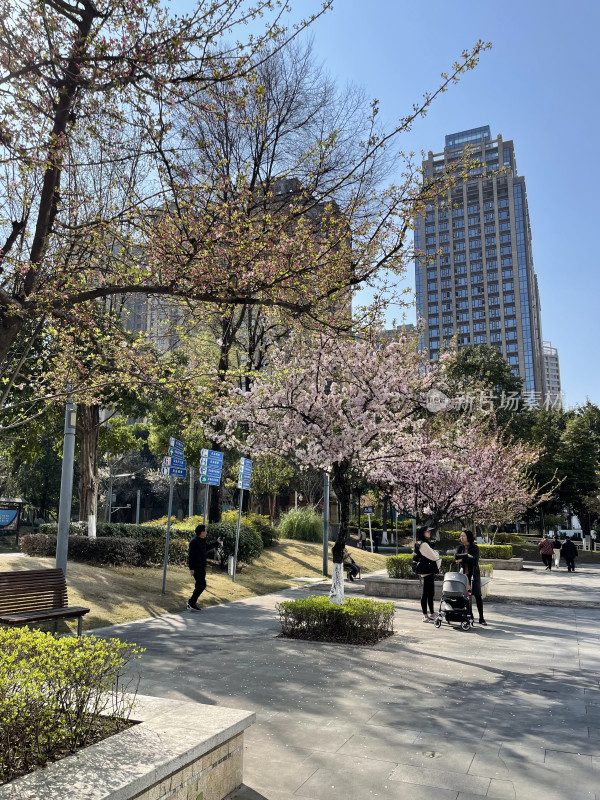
[560, 537, 578, 573]
[455, 529, 487, 626]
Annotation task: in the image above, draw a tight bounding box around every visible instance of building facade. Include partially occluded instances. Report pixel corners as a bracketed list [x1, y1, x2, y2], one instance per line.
[543, 341, 562, 404]
[415, 126, 545, 396]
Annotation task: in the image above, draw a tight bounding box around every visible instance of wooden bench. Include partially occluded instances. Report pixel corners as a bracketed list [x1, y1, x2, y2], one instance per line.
[0, 569, 90, 636]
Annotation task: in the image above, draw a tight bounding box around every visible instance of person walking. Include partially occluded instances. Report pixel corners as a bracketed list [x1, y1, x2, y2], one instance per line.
[455, 529, 487, 626]
[538, 533, 555, 570]
[187, 524, 222, 611]
[414, 526, 441, 623]
[552, 535, 562, 569]
[561, 537, 578, 573]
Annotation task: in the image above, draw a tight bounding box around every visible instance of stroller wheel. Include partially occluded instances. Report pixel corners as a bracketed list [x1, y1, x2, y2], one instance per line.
[461, 620, 471, 631]
[434, 617, 442, 628]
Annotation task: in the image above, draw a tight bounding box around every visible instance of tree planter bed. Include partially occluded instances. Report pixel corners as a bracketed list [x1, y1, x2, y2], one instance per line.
[363, 576, 491, 600]
[0, 694, 254, 800]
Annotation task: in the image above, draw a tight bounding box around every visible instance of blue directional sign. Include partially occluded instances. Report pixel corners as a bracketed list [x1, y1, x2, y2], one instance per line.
[169, 436, 185, 453]
[237, 456, 253, 490]
[163, 456, 186, 468]
[199, 466, 222, 477]
[199, 474, 221, 486]
[162, 466, 187, 478]
[200, 448, 223, 463]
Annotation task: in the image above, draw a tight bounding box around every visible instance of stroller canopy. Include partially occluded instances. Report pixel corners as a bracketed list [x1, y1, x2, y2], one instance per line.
[442, 571, 469, 598]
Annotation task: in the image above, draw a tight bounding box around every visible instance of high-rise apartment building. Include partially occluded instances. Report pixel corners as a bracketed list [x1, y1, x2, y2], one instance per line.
[415, 126, 545, 396]
[543, 341, 562, 404]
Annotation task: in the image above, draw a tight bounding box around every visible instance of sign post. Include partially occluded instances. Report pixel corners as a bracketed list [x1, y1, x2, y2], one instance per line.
[363, 506, 375, 553]
[199, 449, 223, 526]
[162, 438, 186, 594]
[233, 457, 253, 582]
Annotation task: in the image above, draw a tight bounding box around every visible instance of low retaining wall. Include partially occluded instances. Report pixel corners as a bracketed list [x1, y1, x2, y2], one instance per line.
[363, 576, 491, 599]
[485, 557, 523, 571]
[1, 694, 255, 800]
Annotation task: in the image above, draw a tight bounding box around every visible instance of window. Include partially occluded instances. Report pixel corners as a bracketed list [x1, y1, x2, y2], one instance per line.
[486, 248, 497, 257]
[459, 324, 470, 334]
[467, 204, 479, 214]
[457, 300, 468, 310]
[457, 312, 469, 322]
[484, 212, 495, 222]
[487, 283, 499, 293]
[506, 330, 517, 340]
[499, 221, 511, 231]
[472, 298, 483, 307]
[489, 308, 500, 318]
[428, 304, 438, 314]
[506, 343, 518, 353]
[442, 314, 453, 324]
[427, 281, 438, 290]
[429, 316, 439, 325]
[439, 222, 449, 231]
[489, 320, 501, 329]
[483, 201, 494, 210]
[443, 326, 454, 336]
[425, 225, 435, 234]
[490, 332, 502, 342]
[426, 236, 436, 245]
[442, 302, 453, 311]
[502, 268, 513, 278]
[484, 224, 495, 234]
[441, 267, 451, 277]
[500, 233, 511, 243]
[488, 296, 500, 305]
[507, 356, 519, 365]
[441, 278, 452, 288]
[471, 274, 483, 284]
[469, 239, 482, 248]
[498, 198, 509, 208]
[485, 236, 496, 246]
[473, 334, 487, 344]
[504, 305, 516, 316]
[456, 277, 467, 286]
[503, 293, 515, 303]
[427, 268, 438, 278]
[429, 327, 439, 337]
[473, 310, 486, 320]
[456, 289, 468, 298]
[455, 265, 467, 274]
[499, 209, 510, 219]
[454, 242, 466, 251]
[442, 290, 452, 300]
[428, 293, 438, 302]
[454, 252, 467, 262]
[453, 230, 465, 239]
[500, 245, 512, 255]
[472, 286, 484, 296]
[502, 281, 514, 291]
[473, 322, 486, 332]
[487, 271, 498, 281]
[453, 218, 465, 228]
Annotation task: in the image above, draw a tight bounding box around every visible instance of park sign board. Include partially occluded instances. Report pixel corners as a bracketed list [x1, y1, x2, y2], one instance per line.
[237, 457, 253, 490]
[168, 437, 184, 454]
[161, 465, 187, 479]
[199, 448, 223, 487]
[163, 456, 186, 468]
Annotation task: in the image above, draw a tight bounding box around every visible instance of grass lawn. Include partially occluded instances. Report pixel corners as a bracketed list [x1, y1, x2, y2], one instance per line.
[0, 541, 388, 634]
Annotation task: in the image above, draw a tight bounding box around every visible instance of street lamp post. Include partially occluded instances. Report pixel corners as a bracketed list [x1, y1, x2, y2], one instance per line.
[56, 398, 77, 576]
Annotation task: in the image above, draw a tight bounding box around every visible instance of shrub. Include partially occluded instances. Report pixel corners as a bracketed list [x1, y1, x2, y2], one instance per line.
[349, 515, 383, 529]
[277, 507, 322, 542]
[478, 545, 512, 559]
[489, 532, 525, 544]
[0, 627, 142, 784]
[222, 510, 278, 547]
[37, 522, 169, 540]
[276, 595, 395, 644]
[386, 554, 494, 580]
[206, 522, 264, 567]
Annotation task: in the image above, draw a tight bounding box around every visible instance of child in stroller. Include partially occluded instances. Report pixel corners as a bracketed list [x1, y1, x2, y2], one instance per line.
[433, 569, 474, 631]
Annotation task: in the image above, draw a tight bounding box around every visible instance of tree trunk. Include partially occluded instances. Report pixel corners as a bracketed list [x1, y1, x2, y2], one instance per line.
[78, 404, 100, 523]
[382, 496, 389, 545]
[329, 460, 352, 604]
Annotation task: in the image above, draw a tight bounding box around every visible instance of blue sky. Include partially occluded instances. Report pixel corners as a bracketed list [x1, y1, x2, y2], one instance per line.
[303, 0, 599, 408]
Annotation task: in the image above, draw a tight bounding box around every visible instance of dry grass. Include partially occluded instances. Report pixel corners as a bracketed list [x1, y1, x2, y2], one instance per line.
[0, 541, 388, 634]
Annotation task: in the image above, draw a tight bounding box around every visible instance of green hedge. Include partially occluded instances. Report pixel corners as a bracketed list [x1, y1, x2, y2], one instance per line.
[39, 522, 176, 540]
[221, 510, 278, 548]
[386, 554, 494, 580]
[21, 534, 190, 567]
[0, 627, 141, 783]
[206, 522, 263, 567]
[276, 595, 395, 644]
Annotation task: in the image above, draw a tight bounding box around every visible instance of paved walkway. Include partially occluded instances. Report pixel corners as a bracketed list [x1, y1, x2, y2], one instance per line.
[93, 564, 600, 800]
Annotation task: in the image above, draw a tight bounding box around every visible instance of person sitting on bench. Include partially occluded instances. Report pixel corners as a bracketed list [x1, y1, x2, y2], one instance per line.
[343, 548, 360, 581]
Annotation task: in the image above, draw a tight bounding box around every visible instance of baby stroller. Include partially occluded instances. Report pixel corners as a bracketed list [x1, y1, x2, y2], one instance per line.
[433, 569, 474, 631]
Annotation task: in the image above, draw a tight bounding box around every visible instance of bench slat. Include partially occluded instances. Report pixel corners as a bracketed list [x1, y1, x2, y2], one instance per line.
[0, 607, 90, 624]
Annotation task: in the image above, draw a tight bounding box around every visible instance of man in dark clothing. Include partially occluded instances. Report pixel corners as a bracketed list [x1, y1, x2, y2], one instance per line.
[187, 524, 222, 611]
[560, 537, 578, 573]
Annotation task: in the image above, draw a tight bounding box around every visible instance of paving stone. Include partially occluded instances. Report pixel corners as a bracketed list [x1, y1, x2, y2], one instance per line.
[389, 763, 490, 794]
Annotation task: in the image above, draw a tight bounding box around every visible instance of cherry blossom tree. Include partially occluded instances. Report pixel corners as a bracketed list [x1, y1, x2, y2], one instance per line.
[218, 330, 439, 602]
[0, 0, 489, 414]
[369, 422, 541, 533]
